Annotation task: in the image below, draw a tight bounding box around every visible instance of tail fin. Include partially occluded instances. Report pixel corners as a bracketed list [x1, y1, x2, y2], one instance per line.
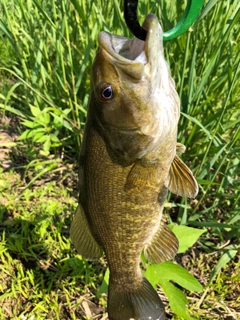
[107, 277, 166, 320]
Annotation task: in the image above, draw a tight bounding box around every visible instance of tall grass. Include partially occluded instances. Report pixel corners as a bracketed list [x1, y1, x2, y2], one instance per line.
[162, 1, 240, 227]
[0, 0, 239, 157]
[0, 0, 121, 155]
[1, 0, 239, 247]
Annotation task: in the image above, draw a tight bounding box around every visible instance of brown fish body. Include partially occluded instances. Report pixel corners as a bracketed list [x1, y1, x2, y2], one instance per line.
[81, 119, 172, 282]
[71, 14, 198, 320]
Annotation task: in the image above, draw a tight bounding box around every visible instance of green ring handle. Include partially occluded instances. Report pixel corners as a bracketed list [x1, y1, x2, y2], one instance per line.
[163, 0, 205, 41]
[124, 0, 205, 41]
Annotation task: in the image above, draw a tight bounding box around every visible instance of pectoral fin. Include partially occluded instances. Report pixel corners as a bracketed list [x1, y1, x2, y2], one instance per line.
[144, 221, 178, 263]
[70, 204, 103, 260]
[124, 161, 159, 192]
[167, 155, 199, 198]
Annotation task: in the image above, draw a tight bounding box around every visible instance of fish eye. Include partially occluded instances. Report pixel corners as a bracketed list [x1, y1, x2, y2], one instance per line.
[100, 84, 113, 101]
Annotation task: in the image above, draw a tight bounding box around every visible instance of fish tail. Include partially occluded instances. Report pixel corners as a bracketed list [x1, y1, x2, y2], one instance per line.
[107, 276, 166, 320]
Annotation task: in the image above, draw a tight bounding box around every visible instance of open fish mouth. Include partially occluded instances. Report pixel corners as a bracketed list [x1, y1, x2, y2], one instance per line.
[98, 14, 163, 68]
[94, 13, 178, 155]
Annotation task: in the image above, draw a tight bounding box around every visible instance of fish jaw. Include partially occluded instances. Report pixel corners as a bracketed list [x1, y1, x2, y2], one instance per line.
[90, 13, 180, 163]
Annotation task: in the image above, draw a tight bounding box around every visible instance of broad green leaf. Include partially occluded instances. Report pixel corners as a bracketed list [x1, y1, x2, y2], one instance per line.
[51, 113, 73, 131]
[145, 262, 201, 320]
[34, 134, 49, 143]
[42, 112, 51, 125]
[43, 137, 51, 154]
[18, 130, 31, 140]
[145, 262, 202, 292]
[160, 281, 192, 320]
[18, 128, 44, 140]
[32, 131, 46, 143]
[169, 225, 206, 253]
[98, 268, 109, 296]
[30, 105, 41, 118]
[50, 134, 60, 143]
[21, 120, 36, 129]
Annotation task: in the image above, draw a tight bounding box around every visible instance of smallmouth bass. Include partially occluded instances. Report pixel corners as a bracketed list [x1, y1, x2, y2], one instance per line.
[71, 14, 198, 320]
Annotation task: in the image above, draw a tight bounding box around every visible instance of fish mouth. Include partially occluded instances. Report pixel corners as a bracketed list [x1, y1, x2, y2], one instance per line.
[107, 124, 140, 132]
[98, 14, 163, 71]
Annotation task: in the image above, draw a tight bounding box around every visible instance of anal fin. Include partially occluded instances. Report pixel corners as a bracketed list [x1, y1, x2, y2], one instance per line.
[70, 204, 103, 260]
[144, 221, 178, 264]
[167, 155, 199, 198]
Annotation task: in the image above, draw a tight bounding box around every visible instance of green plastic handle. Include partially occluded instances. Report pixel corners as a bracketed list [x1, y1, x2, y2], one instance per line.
[163, 0, 205, 41]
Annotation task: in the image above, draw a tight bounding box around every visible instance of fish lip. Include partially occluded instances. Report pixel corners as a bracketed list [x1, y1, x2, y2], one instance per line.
[106, 124, 141, 132]
[98, 14, 162, 66]
[143, 13, 163, 62]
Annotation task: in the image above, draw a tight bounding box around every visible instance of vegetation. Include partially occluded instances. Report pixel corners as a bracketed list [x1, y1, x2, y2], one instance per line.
[0, 0, 239, 319]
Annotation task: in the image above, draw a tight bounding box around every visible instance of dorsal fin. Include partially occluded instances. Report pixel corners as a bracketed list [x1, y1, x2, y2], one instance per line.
[176, 142, 186, 156]
[168, 155, 198, 198]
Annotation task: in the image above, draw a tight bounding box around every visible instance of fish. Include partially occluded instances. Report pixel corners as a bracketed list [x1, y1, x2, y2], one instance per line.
[70, 13, 198, 320]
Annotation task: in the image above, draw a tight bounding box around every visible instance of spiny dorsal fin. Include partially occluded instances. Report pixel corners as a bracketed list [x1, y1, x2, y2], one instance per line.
[144, 220, 178, 264]
[168, 155, 198, 198]
[70, 204, 103, 260]
[176, 142, 186, 156]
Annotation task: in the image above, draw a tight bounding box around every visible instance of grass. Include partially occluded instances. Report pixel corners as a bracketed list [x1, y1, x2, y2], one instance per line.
[0, 167, 107, 320]
[0, 0, 240, 319]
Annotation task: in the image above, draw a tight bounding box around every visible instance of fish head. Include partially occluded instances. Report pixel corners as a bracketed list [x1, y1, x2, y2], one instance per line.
[90, 14, 180, 163]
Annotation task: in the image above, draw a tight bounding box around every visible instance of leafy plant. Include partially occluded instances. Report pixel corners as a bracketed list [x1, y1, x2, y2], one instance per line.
[145, 263, 201, 320]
